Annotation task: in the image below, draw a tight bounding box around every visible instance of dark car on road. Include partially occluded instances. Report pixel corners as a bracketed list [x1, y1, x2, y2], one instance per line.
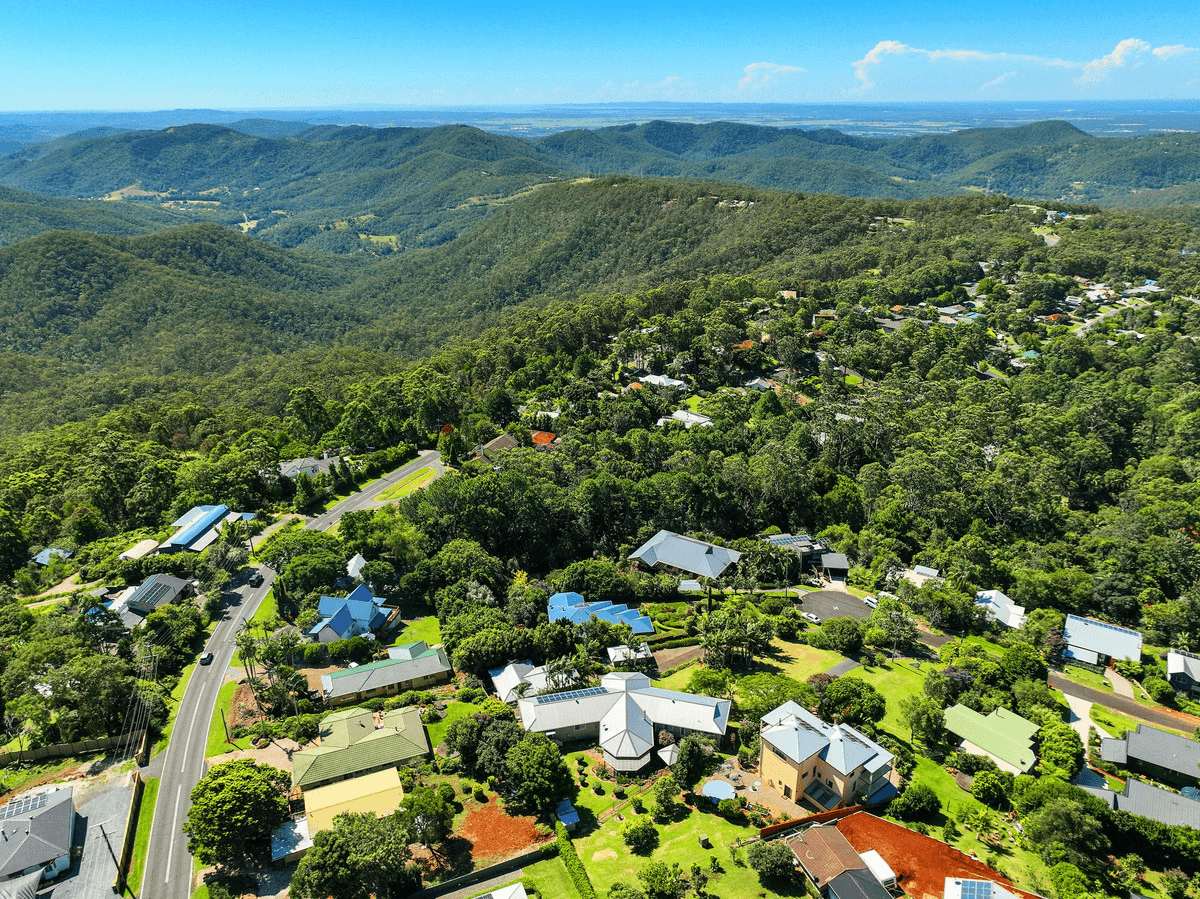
[247, 572, 264, 587]
[199, 652, 214, 666]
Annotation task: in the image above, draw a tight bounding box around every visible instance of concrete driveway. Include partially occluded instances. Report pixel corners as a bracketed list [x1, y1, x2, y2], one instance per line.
[796, 589, 872, 622]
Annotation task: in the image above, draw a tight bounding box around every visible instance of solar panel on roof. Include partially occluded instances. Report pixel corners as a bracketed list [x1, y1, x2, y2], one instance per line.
[535, 686, 608, 704]
[958, 882, 995, 899]
[0, 793, 48, 819]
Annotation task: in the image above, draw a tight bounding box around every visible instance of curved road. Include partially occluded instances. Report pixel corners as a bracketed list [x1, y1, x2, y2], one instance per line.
[142, 450, 443, 899]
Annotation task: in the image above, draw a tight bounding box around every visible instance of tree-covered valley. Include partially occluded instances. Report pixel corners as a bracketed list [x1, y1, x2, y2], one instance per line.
[5, 118, 1200, 899]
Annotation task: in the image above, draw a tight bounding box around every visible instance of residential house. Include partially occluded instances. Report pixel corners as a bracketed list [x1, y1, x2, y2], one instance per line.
[788, 824, 879, 893]
[320, 642, 452, 707]
[643, 374, 687, 389]
[0, 788, 75, 883]
[656, 409, 713, 429]
[629, 530, 742, 580]
[945, 880, 1020, 899]
[516, 671, 730, 773]
[1101, 724, 1200, 785]
[975, 589, 1026, 629]
[292, 706, 430, 790]
[1081, 778, 1200, 829]
[307, 584, 389, 643]
[548, 591, 654, 635]
[158, 504, 253, 553]
[108, 573, 191, 630]
[1166, 649, 1200, 696]
[1062, 614, 1143, 665]
[763, 533, 829, 571]
[489, 661, 562, 704]
[279, 455, 340, 480]
[745, 377, 775, 392]
[900, 565, 941, 588]
[531, 430, 559, 448]
[474, 433, 520, 463]
[30, 548, 71, 567]
[303, 768, 404, 833]
[760, 701, 895, 810]
[346, 553, 367, 580]
[943, 705, 1038, 774]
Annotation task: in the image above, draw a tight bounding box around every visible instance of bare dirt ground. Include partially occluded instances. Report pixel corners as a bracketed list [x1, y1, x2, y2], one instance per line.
[459, 796, 549, 864]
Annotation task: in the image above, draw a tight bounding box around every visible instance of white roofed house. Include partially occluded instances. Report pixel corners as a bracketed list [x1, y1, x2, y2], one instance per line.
[1062, 614, 1142, 666]
[975, 590, 1026, 629]
[1167, 649, 1200, 696]
[516, 672, 730, 773]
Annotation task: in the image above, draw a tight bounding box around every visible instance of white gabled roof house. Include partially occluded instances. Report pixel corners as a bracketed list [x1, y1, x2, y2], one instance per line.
[516, 672, 730, 772]
[975, 589, 1026, 629]
[628, 529, 742, 579]
[1063, 614, 1142, 665]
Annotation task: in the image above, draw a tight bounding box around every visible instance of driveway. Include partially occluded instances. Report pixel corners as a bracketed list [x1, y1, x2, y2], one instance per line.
[50, 771, 136, 899]
[796, 589, 871, 622]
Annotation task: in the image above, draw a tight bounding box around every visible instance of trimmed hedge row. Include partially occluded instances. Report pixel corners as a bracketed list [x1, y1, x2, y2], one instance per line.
[554, 821, 597, 899]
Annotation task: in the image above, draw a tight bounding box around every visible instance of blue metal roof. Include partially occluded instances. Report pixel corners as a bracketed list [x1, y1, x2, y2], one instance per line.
[32, 547, 72, 566]
[164, 505, 229, 549]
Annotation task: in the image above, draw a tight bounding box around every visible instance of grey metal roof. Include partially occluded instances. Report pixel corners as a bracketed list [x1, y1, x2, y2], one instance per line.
[1117, 778, 1200, 828]
[1120, 724, 1200, 780]
[1167, 650, 1200, 684]
[0, 788, 74, 880]
[829, 867, 895, 899]
[761, 701, 893, 776]
[628, 529, 741, 579]
[321, 647, 451, 701]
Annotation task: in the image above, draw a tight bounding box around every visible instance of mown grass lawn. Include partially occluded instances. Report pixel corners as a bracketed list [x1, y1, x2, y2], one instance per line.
[127, 776, 160, 894]
[841, 659, 927, 741]
[425, 701, 475, 749]
[519, 858, 583, 899]
[572, 800, 797, 898]
[397, 615, 442, 647]
[759, 638, 844, 682]
[1089, 703, 1139, 738]
[1056, 665, 1112, 693]
[205, 680, 252, 758]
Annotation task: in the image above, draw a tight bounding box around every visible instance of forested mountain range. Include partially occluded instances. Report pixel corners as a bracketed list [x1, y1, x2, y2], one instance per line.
[4, 120, 1200, 257]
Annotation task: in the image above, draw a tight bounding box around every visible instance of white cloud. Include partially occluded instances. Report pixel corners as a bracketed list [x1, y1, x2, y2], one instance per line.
[1078, 38, 1151, 83]
[852, 41, 1007, 89]
[738, 61, 805, 91]
[980, 71, 1017, 91]
[1153, 44, 1198, 59]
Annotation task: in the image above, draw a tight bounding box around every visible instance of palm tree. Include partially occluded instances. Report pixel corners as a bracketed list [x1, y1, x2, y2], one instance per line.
[235, 628, 260, 683]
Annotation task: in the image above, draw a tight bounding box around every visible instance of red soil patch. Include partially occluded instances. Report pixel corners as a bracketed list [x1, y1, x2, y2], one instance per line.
[837, 812, 1040, 899]
[459, 797, 547, 863]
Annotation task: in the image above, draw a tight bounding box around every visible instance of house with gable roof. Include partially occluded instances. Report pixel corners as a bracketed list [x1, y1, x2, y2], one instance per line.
[0, 788, 75, 883]
[1101, 723, 1200, 785]
[320, 641, 451, 707]
[759, 701, 895, 810]
[1062, 614, 1142, 665]
[975, 589, 1026, 629]
[943, 705, 1038, 774]
[308, 583, 389, 643]
[158, 504, 253, 553]
[1167, 649, 1200, 696]
[516, 671, 729, 773]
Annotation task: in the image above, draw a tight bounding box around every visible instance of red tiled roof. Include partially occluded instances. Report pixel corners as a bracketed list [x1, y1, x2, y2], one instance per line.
[531, 431, 556, 445]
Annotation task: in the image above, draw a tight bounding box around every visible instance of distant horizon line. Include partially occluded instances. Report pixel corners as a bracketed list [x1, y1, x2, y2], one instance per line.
[4, 98, 1200, 115]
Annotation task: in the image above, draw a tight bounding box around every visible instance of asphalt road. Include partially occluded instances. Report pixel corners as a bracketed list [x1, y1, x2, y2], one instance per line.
[1049, 674, 1200, 733]
[796, 588, 873, 623]
[142, 449, 443, 899]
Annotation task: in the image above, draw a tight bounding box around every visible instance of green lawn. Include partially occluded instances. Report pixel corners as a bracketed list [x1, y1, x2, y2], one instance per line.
[425, 701, 475, 749]
[127, 776, 161, 894]
[572, 799, 792, 898]
[841, 660, 927, 741]
[397, 616, 442, 647]
[520, 857, 583, 899]
[759, 638, 844, 682]
[653, 664, 700, 691]
[1056, 665, 1112, 693]
[205, 681, 252, 758]
[1089, 703, 1138, 738]
[376, 467, 436, 501]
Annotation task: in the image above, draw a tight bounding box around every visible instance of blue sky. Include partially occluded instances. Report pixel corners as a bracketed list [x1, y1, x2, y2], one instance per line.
[3, 0, 1198, 109]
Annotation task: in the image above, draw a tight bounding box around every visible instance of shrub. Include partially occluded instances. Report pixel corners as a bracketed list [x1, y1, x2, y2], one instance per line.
[622, 816, 659, 854]
[971, 769, 1012, 809]
[747, 839, 798, 882]
[473, 787, 487, 803]
[437, 783, 456, 803]
[888, 782, 941, 820]
[1144, 676, 1175, 704]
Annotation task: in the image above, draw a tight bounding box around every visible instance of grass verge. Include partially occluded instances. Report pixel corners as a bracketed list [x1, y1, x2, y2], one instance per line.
[377, 467, 436, 501]
[206, 681, 252, 758]
[127, 776, 161, 895]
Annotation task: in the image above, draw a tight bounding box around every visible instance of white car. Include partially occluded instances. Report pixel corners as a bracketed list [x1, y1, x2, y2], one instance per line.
[863, 595, 878, 608]
[802, 612, 821, 624]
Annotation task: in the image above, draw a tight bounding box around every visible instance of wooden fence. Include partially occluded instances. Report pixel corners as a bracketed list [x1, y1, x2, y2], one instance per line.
[0, 729, 146, 769]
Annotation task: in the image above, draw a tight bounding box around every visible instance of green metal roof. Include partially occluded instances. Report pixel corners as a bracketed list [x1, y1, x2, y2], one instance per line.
[944, 704, 1037, 771]
[293, 706, 430, 789]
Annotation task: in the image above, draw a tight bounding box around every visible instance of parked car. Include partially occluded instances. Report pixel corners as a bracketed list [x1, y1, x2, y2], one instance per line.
[199, 652, 214, 666]
[247, 571, 264, 587]
[802, 612, 821, 624]
[863, 595, 878, 608]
